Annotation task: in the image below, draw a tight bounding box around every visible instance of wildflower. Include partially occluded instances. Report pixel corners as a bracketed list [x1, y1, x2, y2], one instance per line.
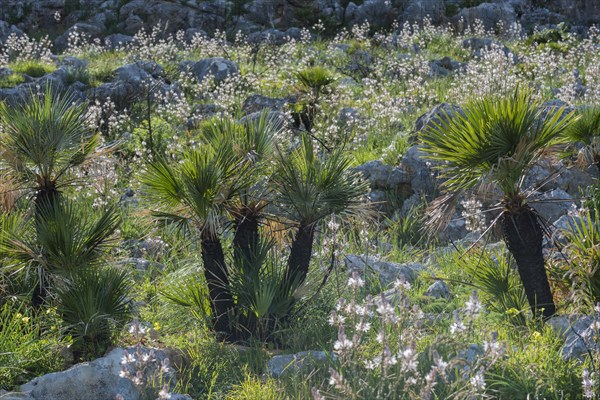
[399, 343, 419, 373]
[464, 290, 482, 316]
[583, 368, 595, 399]
[470, 367, 486, 391]
[121, 351, 136, 366]
[131, 370, 143, 386]
[333, 325, 354, 353]
[129, 319, 147, 338]
[347, 271, 365, 289]
[158, 385, 171, 400]
[160, 358, 171, 374]
[531, 331, 542, 341]
[505, 307, 519, 316]
[328, 367, 351, 393]
[328, 310, 345, 327]
[312, 387, 325, 400]
[483, 332, 503, 359]
[355, 320, 371, 333]
[393, 275, 412, 291]
[450, 311, 466, 334]
[21, 316, 30, 323]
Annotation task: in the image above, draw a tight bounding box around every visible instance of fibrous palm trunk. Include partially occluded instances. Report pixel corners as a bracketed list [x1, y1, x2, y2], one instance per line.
[283, 222, 315, 294]
[502, 205, 556, 319]
[201, 230, 233, 337]
[31, 186, 60, 308]
[233, 211, 259, 269]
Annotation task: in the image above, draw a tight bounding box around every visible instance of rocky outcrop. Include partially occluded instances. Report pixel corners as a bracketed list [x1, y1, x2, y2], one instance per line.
[11, 347, 179, 400]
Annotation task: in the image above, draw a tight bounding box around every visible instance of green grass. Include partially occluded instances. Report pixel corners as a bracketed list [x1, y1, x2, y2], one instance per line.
[10, 60, 55, 77]
[0, 73, 25, 88]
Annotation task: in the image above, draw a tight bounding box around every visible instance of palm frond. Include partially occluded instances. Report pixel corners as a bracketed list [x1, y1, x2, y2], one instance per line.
[274, 134, 368, 225]
[0, 83, 98, 193]
[420, 89, 576, 198]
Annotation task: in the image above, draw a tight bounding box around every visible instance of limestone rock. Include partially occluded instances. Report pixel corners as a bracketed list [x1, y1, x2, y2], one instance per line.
[267, 351, 331, 378]
[344, 254, 422, 286]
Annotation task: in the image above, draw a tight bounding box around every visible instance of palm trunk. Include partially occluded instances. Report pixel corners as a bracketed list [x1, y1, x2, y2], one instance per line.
[233, 211, 259, 270]
[201, 230, 233, 336]
[31, 187, 60, 308]
[283, 222, 315, 294]
[502, 206, 556, 319]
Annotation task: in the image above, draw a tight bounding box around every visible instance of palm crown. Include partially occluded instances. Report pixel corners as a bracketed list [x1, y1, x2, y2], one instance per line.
[0, 85, 99, 203]
[421, 90, 573, 200]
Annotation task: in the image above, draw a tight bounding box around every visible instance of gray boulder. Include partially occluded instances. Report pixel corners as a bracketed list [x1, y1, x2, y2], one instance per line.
[19, 347, 171, 400]
[242, 94, 294, 114]
[414, 102, 462, 134]
[0, 20, 24, 42]
[90, 60, 169, 109]
[548, 315, 598, 360]
[344, 254, 422, 286]
[118, 0, 196, 34]
[439, 218, 469, 243]
[428, 57, 465, 77]
[355, 160, 411, 191]
[424, 280, 451, 299]
[54, 22, 104, 52]
[104, 33, 134, 50]
[400, 145, 439, 195]
[349, 0, 398, 27]
[267, 351, 331, 378]
[402, 0, 446, 25]
[453, 2, 517, 32]
[179, 57, 239, 84]
[530, 188, 574, 224]
[461, 37, 516, 61]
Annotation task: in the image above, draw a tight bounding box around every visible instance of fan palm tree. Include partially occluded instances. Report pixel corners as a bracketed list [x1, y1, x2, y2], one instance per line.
[274, 135, 368, 293]
[0, 198, 120, 306]
[420, 90, 577, 319]
[143, 113, 279, 336]
[0, 84, 100, 214]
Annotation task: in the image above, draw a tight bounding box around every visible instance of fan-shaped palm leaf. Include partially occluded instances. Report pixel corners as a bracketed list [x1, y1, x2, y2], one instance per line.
[0, 84, 100, 205]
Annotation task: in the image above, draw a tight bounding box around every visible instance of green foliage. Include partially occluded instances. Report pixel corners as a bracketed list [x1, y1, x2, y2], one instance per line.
[0, 301, 64, 390]
[0, 84, 100, 197]
[225, 373, 282, 400]
[563, 208, 600, 309]
[464, 250, 529, 325]
[1, 199, 120, 282]
[564, 106, 600, 169]
[0, 73, 25, 88]
[274, 134, 368, 225]
[11, 60, 56, 77]
[228, 239, 297, 342]
[57, 267, 133, 360]
[488, 327, 583, 399]
[421, 89, 575, 198]
[175, 336, 269, 398]
[526, 23, 570, 46]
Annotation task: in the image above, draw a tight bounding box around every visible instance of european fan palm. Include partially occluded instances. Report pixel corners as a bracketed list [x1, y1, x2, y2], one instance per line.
[420, 90, 576, 319]
[143, 114, 277, 336]
[0, 198, 120, 306]
[0, 84, 100, 213]
[274, 135, 368, 293]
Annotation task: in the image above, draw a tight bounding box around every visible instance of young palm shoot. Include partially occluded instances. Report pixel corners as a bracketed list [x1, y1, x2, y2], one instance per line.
[564, 106, 600, 172]
[420, 90, 576, 319]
